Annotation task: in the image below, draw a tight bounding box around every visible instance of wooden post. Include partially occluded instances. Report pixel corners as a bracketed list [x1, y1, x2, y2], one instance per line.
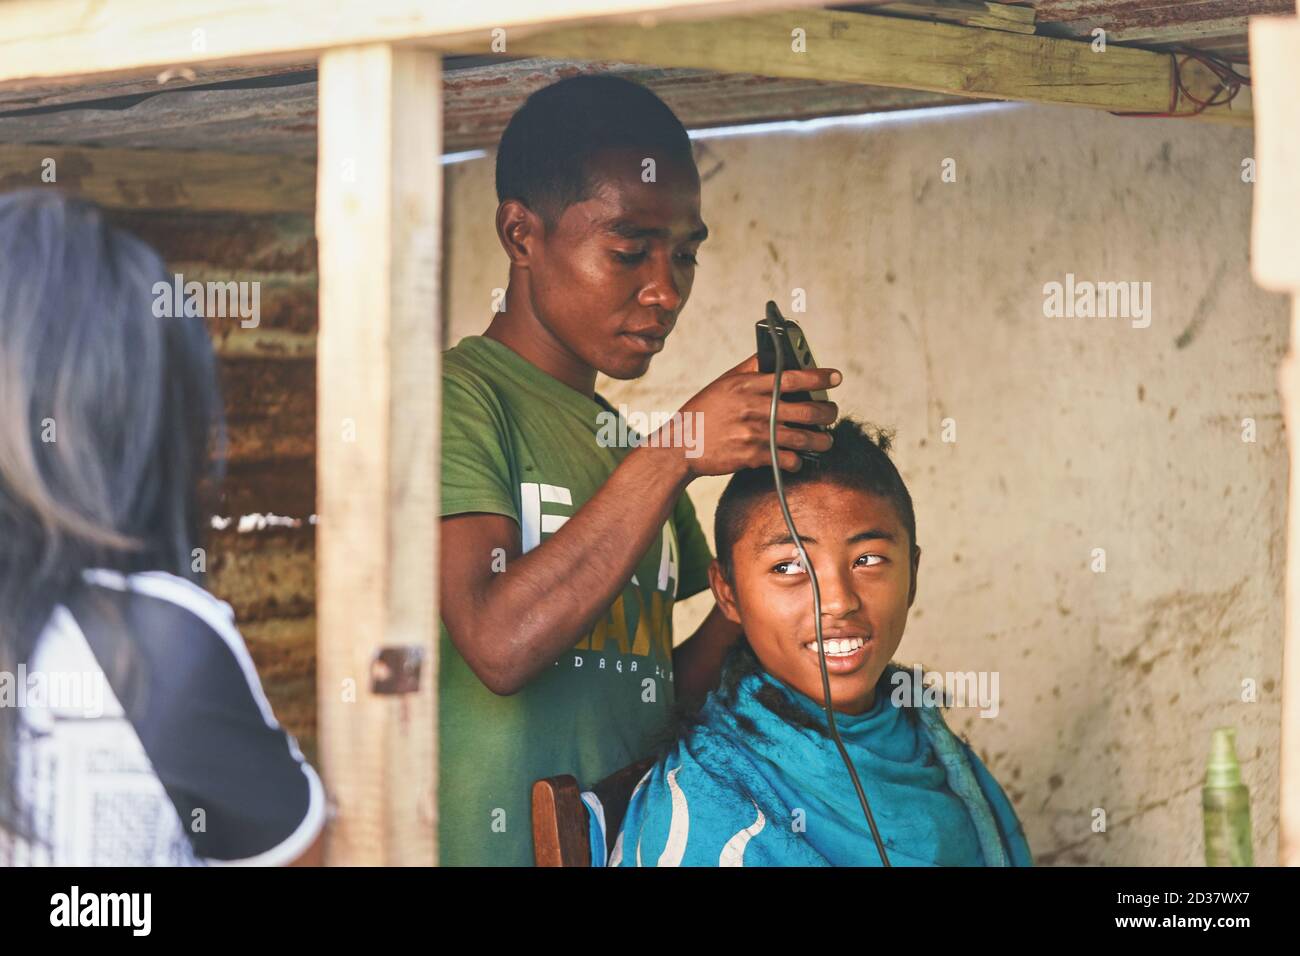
[1249, 14, 1300, 867]
[1277, 294, 1300, 868]
[315, 44, 441, 865]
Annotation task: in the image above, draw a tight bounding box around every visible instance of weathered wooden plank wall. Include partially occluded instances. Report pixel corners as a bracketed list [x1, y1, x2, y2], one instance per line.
[104, 208, 320, 763]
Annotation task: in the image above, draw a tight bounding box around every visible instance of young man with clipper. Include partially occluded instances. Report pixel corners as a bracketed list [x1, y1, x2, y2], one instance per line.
[437, 75, 842, 865]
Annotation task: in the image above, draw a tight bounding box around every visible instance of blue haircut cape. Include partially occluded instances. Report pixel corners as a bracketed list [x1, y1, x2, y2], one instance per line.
[603, 653, 1033, 867]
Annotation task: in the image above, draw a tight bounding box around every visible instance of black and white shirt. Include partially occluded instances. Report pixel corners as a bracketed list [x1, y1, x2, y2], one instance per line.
[1, 568, 325, 865]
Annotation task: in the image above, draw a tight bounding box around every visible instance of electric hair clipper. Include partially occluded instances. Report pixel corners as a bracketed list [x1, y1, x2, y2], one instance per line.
[756, 300, 828, 462]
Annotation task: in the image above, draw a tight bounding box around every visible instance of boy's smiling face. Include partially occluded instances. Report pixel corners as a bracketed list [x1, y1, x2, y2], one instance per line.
[709, 481, 921, 715]
[514, 146, 708, 381]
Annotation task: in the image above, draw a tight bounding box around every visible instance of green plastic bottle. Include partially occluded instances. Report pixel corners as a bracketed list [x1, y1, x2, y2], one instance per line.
[1202, 727, 1253, 866]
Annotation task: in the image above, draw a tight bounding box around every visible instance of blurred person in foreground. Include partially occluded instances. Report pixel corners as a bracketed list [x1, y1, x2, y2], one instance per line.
[0, 189, 324, 865]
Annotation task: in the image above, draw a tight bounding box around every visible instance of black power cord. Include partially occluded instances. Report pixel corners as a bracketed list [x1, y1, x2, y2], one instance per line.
[763, 316, 891, 867]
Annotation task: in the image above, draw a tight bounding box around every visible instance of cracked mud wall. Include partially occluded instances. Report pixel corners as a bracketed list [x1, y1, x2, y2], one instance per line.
[444, 101, 1288, 865]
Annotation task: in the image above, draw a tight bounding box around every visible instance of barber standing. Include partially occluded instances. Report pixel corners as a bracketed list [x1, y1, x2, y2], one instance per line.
[438, 75, 840, 865]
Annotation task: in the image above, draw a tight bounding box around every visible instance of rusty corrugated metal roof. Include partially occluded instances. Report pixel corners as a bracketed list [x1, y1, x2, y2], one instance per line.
[1030, 0, 1292, 55]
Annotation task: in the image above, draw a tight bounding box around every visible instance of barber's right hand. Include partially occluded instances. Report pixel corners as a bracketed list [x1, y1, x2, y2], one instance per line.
[656, 353, 840, 476]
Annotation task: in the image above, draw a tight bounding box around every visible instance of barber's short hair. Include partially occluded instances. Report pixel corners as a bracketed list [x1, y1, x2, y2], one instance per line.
[713, 417, 918, 584]
[495, 74, 695, 233]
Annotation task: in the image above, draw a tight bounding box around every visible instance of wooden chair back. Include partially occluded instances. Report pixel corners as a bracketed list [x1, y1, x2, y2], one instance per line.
[531, 757, 655, 866]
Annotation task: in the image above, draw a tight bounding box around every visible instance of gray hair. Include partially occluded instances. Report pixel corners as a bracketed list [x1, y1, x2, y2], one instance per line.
[0, 188, 225, 841]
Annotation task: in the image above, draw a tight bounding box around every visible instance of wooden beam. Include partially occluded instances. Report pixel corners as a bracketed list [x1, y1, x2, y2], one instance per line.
[315, 43, 441, 866]
[1249, 13, 1300, 871]
[0, 62, 313, 109]
[0, 83, 320, 157]
[0, 66, 976, 156]
[0, 144, 314, 213]
[870, 1, 1037, 35]
[480, 9, 1252, 124]
[1249, 18, 1300, 294]
[0, 0, 815, 91]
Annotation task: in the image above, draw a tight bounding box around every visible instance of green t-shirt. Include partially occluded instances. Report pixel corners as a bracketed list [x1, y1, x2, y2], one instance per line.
[438, 334, 714, 866]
